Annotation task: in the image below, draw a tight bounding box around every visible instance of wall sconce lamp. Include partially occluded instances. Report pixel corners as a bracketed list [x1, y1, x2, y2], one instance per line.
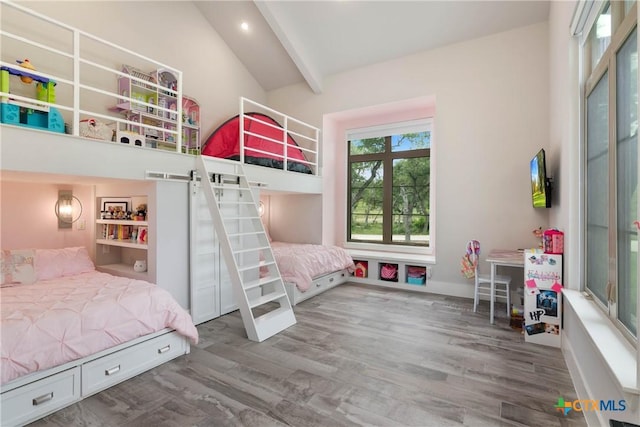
[55, 190, 82, 229]
[258, 200, 265, 217]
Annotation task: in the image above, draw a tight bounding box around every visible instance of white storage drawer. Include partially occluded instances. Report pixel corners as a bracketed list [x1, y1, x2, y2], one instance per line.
[312, 270, 346, 291]
[1, 367, 80, 427]
[82, 331, 186, 396]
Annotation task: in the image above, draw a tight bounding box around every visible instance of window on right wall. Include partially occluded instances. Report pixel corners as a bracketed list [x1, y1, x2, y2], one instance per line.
[581, 0, 637, 340]
[346, 119, 433, 249]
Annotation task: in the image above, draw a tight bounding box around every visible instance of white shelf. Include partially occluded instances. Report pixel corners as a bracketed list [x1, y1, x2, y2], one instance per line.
[96, 219, 148, 226]
[96, 264, 148, 281]
[96, 238, 148, 249]
[349, 256, 429, 289]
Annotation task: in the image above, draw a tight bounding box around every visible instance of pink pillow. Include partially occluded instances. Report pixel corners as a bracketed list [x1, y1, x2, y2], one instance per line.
[35, 247, 95, 281]
[1, 249, 36, 286]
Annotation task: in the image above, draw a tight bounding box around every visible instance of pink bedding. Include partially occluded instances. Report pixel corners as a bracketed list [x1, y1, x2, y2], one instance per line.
[270, 242, 355, 292]
[1, 271, 199, 385]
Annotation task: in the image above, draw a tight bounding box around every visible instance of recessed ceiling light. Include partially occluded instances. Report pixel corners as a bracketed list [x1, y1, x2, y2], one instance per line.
[240, 21, 249, 32]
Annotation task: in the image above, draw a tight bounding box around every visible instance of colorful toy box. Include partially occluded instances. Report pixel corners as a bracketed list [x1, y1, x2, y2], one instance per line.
[543, 229, 564, 254]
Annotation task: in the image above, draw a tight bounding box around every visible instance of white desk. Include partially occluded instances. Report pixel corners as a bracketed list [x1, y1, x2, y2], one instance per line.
[485, 249, 525, 324]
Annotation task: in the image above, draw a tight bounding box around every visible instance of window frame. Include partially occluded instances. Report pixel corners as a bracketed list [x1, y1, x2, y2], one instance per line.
[581, 0, 638, 342]
[345, 118, 435, 254]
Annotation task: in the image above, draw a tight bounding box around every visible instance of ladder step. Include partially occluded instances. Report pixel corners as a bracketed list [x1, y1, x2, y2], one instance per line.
[250, 291, 287, 308]
[219, 201, 256, 206]
[228, 231, 264, 238]
[233, 246, 270, 256]
[209, 185, 252, 192]
[223, 215, 260, 221]
[238, 260, 275, 272]
[252, 307, 297, 342]
[243, 275, 279, 291]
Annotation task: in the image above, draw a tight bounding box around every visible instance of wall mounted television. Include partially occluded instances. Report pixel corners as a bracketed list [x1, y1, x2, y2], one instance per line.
[530, 148, 552, 208]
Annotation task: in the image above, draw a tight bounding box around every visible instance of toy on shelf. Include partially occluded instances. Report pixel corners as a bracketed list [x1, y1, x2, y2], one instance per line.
[0, 58, 64, 133]
[16, 59, 35, 83]
[112, 65, 199, 153]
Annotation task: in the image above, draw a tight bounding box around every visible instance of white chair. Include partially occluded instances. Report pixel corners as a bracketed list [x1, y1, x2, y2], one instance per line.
[468, 240, 512, 317]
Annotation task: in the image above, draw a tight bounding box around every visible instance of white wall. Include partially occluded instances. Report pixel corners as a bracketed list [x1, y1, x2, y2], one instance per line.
[15, 1, 267, 137]
[267, 193, 322, 243]
[1, 180, 93, 251]
[266, 23, 551, 294]
[548, 2, 640, 425]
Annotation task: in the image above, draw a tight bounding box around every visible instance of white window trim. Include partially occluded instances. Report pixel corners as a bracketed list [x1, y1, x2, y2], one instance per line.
[571, 0, 640, 396]
[345, 118, 436, 256]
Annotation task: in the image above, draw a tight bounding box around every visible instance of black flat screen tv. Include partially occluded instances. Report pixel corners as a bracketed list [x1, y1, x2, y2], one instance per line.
[530, 148, 552, 208]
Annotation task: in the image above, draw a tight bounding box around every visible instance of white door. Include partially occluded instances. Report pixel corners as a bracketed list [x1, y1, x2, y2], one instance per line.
[219, 180, 239, 315]
[189, 179, 220, 325]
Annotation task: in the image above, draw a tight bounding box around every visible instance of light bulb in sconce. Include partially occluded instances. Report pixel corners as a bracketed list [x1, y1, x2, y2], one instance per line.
[258, 201, 265, 217]
[55, 190, 83, 229]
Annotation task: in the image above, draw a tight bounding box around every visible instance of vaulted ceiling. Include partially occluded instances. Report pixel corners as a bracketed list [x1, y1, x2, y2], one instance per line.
[194, 1, 550, 94]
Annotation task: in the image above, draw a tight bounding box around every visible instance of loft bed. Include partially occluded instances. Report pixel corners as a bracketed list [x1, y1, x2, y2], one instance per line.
[0, 247, 198, 426]
[1, 2, 322, 194]
[0, 1, 190, 153]
[202, 98, 320, 176]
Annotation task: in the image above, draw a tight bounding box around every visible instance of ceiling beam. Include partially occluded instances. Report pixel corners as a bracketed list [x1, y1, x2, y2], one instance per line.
[254, 1, 323, 94]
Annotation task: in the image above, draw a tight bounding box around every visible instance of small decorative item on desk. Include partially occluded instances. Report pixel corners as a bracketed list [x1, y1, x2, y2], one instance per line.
[532, 227, 544, 248]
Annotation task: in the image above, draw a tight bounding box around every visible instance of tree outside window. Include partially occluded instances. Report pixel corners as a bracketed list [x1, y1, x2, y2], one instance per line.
[348, 123, 432, 247]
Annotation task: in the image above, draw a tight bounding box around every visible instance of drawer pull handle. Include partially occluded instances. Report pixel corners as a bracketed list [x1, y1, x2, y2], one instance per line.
[316, 282, 321, 287]
[105, 365, 121, 376]
[158, 345, 171, 354]
[32, 392, 53, 406]
[329, 277, 334, 283]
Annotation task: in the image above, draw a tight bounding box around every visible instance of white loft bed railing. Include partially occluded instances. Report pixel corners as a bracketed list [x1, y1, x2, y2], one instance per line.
[0, 0, 187, 153]
[239, 97, 320, 176]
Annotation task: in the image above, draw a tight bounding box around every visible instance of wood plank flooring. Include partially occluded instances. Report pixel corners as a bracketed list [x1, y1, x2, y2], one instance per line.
[29, 283, 587, 427]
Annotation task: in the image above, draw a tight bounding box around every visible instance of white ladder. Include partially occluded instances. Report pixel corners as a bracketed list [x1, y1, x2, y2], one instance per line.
[195, 156, 296, 342]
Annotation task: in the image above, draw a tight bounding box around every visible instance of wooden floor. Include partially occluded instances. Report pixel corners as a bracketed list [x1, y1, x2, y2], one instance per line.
[30, 283, 586, 427]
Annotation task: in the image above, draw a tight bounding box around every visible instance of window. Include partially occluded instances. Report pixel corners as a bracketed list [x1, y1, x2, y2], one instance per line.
[347, 119, 433, 248]
[582, 1, 637, 339]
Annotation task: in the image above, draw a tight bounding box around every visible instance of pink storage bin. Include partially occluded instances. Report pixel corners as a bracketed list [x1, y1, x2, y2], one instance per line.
[543, 229, 564, 254]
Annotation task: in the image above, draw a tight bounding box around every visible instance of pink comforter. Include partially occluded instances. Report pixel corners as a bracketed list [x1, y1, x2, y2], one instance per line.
[1, 271, 199, 385]
[271, 242, 355, 292]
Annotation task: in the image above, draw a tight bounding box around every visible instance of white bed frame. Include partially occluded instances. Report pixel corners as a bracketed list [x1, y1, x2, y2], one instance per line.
[0, 328, 190, 427]
[284, 269, 351, 306]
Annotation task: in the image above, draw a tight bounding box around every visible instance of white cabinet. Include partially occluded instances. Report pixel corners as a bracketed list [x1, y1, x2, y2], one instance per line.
[523, 250, 563, 347]
[190, 178, 222, 324]
[95, 181, 190, 309]
[348, 251, 430, 291]
[189, 177, 261, 324]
